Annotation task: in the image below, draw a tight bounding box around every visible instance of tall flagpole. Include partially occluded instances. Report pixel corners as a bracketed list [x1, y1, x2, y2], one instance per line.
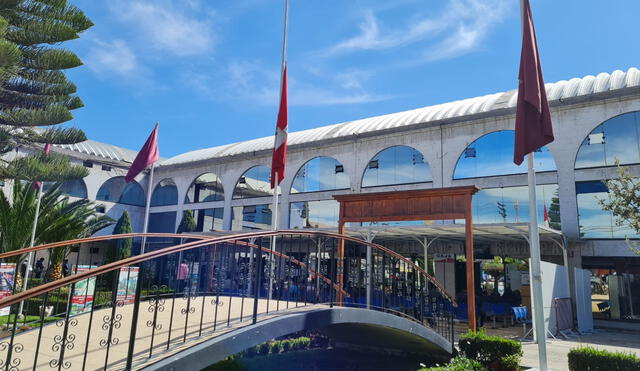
[140, 123, 158, 255]
[521, 1, 548, 370]
[17, 182, 44, 318]
[140, 163, 155, 255]
[269, 0, 289, 301]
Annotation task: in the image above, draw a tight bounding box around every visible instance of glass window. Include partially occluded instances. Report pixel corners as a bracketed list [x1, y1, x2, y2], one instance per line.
[289, 200, 340, 229]
[231, 204, 273, 231]
[43, 179, 88, 198]
[96, 177, 146, 206]
[472, 184, 559, 226]
[454, 130, 556, 179]
[190, 208, 224, 232]
[233, 166, 274, 199]
[291, 157, 349, 193]
[151, 179, 178, 206]
[575, 112, 640, 168]
[185, 173, 224, 203]
[362, 145, 431, 187]
[149, 211, 177, 233]
[576, 181, 639, 239]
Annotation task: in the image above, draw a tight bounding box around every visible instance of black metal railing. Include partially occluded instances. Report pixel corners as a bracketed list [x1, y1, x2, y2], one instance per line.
[0, 231, 455, 370]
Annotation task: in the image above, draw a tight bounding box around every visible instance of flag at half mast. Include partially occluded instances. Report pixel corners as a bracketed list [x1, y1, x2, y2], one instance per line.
[270, 65, 288, 189]
[125, 123, 159, 183]
[513, 0, 554, 165]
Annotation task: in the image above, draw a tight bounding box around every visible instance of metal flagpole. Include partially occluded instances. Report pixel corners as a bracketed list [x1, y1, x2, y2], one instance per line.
[269, 172, 279, 300]
[140, 163, 155, 255]
[17, 182, 44, 318]
[268, 0, 289, 301]
[527, 152, 548, 370]
[520, 1, 548, 368]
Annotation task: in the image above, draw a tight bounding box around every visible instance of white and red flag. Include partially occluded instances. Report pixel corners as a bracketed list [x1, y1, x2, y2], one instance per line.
[270, 65, 288, 189]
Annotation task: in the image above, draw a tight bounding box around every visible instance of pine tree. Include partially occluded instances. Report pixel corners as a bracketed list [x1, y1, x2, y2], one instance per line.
[108, 211, 132, 262]
[0, 1, 93, 181]
[548, 190, 561, 231]
[496, 201, 507, 223]
[177, 210, 197, 234]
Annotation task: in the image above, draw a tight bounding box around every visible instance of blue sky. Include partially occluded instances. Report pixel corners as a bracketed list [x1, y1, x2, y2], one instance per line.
[65, 0, 640, 158]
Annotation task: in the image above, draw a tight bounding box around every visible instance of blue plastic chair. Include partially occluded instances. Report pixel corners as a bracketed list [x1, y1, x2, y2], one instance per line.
[512, 306, 533, 338]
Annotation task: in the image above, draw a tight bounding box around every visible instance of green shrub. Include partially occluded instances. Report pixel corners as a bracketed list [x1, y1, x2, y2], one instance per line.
[568, 346, 640, 371]
[421, 356, 487, 371]
[270, 341, 284, 354]
[244, 345, 257, 358]
[204, 358, 242, 371]
[292, 337, 310, 350]
[257, 342, 270, 356]
[281, 339, 292, 352]
[458, 330, 522, 371]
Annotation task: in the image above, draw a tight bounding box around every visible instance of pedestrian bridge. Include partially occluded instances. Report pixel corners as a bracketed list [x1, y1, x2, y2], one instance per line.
[0, 231, 456, 370]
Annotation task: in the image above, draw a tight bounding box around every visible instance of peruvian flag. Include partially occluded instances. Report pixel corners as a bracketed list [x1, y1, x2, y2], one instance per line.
[126, 123, 159, 183]
[513, 0, 554, 165]
[543, 204, 550, 228]
[270, 65, 288, 189]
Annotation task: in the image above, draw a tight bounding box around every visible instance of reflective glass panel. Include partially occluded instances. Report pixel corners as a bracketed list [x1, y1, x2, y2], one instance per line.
[185, 173, 224, 203]
[149, 211, 177, 233]
[119, 182, 146, 206]
[190, 208, 224, 232]
[291, 157, 349, 193]
[231, 204, 273, 231]
[454, 130, 556, 179]
[289, 200, 340, 228]
[575, 112, 640, 168]
[151, 179, 178, 206]
[472, 184, 559, 226]
[97, 177, 144, 205]
[43, 179, 88, 198]
[362, 146, 431, 187]
[96, 177, 126, 203]
[576, 181, 639, 239]
[233, 166, 274, 199]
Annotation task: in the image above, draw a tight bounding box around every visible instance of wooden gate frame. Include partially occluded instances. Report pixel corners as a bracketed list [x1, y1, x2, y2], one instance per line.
[334, 186, 480, 330]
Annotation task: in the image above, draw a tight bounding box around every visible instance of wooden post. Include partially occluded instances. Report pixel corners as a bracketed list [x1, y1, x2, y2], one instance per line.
[337, 221, 346, 305]
[465, 195, 477, 331]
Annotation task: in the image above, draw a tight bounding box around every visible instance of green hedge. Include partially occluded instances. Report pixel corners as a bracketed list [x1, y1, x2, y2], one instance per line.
[458, 330, 522, 371]
[568, 346, 640, 371]
[243, 336, 312, 357]
[420, 356, 487, 371]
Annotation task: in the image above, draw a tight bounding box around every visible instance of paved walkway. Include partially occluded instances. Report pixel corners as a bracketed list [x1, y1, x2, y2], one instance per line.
[520, 330, 640, 371]
[453, 323, 640, 371]
[0, 296, 320, 371]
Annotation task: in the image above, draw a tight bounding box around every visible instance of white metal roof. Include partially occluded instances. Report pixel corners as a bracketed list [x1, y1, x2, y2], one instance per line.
[161, 68, 640, 168]
[55, 139, 139, 163]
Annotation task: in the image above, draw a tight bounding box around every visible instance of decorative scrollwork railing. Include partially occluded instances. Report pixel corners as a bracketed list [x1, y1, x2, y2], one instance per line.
[0, 231, 455, 370]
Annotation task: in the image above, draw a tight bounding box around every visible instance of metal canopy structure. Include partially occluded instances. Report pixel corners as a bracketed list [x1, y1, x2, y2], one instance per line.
[340, 223, 563, 243]
[335, 186, 480, 330]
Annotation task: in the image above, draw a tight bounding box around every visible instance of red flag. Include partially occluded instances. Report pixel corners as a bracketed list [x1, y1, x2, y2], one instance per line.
[543, 204, 549, 227]
[126, 123, 159, 183]
[270, 66, 288, 189]
[513, 0, 554, 165]
[34, 144, 52, 189]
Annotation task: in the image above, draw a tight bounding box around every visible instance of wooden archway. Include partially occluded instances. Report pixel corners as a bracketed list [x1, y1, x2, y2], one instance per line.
[335, 186, 480, 330]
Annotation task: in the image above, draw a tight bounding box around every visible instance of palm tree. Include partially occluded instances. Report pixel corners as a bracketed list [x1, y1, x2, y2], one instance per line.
[0, 181, 114, 282]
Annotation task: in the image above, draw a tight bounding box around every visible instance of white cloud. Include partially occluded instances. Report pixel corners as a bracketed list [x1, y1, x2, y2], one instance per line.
[85, 39, 140, 77]
[111, 1, 215, 57]
[187, 61, 392, 107]
[320, 0, 510, 61]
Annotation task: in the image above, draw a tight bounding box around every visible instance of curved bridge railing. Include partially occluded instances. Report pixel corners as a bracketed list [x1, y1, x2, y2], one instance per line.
[0, 231, 455, 371]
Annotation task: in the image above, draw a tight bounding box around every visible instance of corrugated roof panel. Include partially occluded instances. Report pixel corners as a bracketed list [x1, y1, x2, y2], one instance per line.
[160, 68, 640, 167]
